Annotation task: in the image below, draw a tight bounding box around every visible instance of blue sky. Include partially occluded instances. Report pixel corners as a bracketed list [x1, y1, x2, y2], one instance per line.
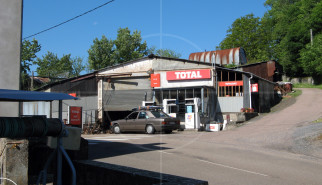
[22, 0, 269, 75]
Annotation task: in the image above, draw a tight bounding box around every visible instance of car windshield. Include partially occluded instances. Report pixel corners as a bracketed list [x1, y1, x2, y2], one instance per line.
[150, 111, 170, 118]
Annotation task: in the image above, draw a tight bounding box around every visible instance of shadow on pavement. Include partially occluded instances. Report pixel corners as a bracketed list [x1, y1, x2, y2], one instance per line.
[88, 141, 171, 160]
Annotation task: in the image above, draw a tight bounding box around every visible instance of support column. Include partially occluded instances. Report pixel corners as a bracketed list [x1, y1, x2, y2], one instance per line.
[97, 79, 103, 123]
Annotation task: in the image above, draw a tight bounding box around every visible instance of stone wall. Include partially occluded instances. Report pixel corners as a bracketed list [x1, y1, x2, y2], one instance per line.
[282, 76, 315, 84]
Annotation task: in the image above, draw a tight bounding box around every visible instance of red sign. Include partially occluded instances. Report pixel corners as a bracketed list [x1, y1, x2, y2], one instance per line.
[251, 83, 258, 92]
[218, 81, 243, 87]
[150, 74, 160, 87]
[166, 69, 211, 81]
[69, 93, 77, 97]
[69, 106, 82, 126]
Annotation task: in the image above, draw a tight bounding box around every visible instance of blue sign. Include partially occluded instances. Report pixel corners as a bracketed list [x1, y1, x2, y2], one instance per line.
[187, 106, 193, 113]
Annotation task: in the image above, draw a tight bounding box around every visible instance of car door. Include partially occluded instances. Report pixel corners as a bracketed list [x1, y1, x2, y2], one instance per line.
[135, 111, 148, 131]
[124, 112, 139, 131]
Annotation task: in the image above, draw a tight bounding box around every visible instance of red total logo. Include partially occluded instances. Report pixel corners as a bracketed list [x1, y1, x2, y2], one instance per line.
[167, 69, 211, 81]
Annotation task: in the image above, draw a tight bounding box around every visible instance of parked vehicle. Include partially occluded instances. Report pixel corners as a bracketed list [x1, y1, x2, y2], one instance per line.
[111, 106, 180, 134]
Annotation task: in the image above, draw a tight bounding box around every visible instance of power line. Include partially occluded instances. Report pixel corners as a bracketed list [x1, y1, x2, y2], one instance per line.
[23, 0, 115, 40]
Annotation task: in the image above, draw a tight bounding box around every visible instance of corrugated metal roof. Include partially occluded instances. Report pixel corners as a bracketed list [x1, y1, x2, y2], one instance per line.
[189, 47, 247, 65]
[0, 89, 78, 102]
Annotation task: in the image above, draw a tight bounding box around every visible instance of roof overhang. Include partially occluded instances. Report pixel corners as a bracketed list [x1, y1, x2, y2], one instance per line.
[0, 89, 78, 102]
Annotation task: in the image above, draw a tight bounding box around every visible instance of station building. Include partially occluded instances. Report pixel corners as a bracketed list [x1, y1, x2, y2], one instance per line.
[35, 53, 280, 130]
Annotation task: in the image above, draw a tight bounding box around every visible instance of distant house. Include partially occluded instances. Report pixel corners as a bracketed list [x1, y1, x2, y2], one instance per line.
[233, 61, 283, 82]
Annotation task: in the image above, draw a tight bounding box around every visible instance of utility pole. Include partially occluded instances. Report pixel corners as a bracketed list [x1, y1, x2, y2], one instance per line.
[31, 71, 34, 90]
[310, 29, 313, 46]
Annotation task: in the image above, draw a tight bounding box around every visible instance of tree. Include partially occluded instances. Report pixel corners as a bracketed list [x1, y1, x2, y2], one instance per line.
[87, 27, 148, 70]
[300, 33, 322, 82]
[34, 52, 84, 78]
[88, 35, 115, 70]
[114, 27, 148, 63]
[34, 52, 62, 77]
[72, 56, 85, 77]
[20, 39, 41, 90]
[218, 14, 270, 63]
[148, 47, 181, 58]
[21, 39, 41, 73]
[263, 0, 322, 77]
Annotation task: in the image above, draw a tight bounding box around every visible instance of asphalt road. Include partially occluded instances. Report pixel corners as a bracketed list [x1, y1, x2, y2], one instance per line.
[84, 88, 322, 185]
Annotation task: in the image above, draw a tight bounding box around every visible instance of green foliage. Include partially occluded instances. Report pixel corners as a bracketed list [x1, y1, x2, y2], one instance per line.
[219, 0, 322, 77]
[293, 83, 322, 90]
[219, 14, 270, 62]
[300, 33, 322, 77]
[148, 47, 181, 58]
[114, 28, 148, 63]
[88, 35, 115, 70]
[72, 56, 86, 77]
[21, 39, 41, 73]
[34, 52, 84, 78]
[263, 0, 322, 77]
[223, 64, 238, 68]
[88, 27, 148, 70]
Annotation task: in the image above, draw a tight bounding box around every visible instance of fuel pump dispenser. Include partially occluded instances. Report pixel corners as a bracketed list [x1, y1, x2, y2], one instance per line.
[142, 101, 155, 106]
[162, 99, 178, 118]
[185, 98, 201, 129]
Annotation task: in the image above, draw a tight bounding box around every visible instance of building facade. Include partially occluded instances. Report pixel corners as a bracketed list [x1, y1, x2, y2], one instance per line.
[35, 55, 279, 130]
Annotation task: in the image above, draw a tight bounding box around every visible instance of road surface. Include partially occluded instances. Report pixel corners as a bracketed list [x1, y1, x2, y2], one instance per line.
[84, 88, 322, 185]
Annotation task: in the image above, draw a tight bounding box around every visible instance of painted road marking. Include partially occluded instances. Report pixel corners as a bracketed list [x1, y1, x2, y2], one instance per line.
[197, 159, 269, 177]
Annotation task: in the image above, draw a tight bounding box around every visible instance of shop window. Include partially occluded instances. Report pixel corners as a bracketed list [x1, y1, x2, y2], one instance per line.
[155, 91, 162, 105]
[217, 70, 243, 97]
[178, 89, 185, 101]
[218, 84, 243, 97]
[194, 88, 201, 98]
[170, 90, 177, 99]
[168, 105, 178, 114]
[186, 89, 193, 98]
[163, 90, 170, 99]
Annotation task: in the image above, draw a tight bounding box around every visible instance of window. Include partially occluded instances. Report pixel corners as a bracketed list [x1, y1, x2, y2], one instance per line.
[128, 112, 139, 119]
[150, 111, 170, 118]
[217, 70, 243, 97]
[138, 112, 148, 119]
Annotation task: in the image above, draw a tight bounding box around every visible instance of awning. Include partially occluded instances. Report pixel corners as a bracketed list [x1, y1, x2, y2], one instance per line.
[0, 89, 78, 102]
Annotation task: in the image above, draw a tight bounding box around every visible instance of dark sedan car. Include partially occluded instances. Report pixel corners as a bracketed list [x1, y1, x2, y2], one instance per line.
[111, 107, 180, 134]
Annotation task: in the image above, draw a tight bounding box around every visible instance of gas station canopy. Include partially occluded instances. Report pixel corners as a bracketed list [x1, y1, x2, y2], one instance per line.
[0, 89, 78, 102]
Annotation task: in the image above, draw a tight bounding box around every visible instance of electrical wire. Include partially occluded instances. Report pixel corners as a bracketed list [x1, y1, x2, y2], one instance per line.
[23, 0, 115, 40]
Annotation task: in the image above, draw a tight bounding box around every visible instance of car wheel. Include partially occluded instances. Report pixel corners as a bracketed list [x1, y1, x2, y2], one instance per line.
[146, 125, 155, 134]
[113, 124, 121, 134]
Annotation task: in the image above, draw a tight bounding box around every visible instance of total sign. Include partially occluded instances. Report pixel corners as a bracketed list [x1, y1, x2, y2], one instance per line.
[167, 69, 211, 81]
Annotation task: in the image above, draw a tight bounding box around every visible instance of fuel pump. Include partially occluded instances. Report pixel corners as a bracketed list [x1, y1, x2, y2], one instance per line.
[142, 101, 155, 106]
[162, 99, 178, 118]
[185, 98, 201, 129]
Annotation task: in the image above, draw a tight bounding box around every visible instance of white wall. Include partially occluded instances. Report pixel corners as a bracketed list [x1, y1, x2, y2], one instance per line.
[0, 0, 22, 117]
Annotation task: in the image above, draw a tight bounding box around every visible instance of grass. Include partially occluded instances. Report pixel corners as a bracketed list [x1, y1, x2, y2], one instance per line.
[293, 83, 322, 89]
[313, 118, 322, 124]
[287, 89, 302, 98]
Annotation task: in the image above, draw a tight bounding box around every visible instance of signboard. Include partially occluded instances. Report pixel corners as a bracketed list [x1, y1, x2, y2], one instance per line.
[166, 69, 211, 81]
[218, 81, 243, 87]
[150, 73, 161, 87]
[68, 106, 82, 126]
[69, 93, 77, 97]
[251, 83, 259, 92]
